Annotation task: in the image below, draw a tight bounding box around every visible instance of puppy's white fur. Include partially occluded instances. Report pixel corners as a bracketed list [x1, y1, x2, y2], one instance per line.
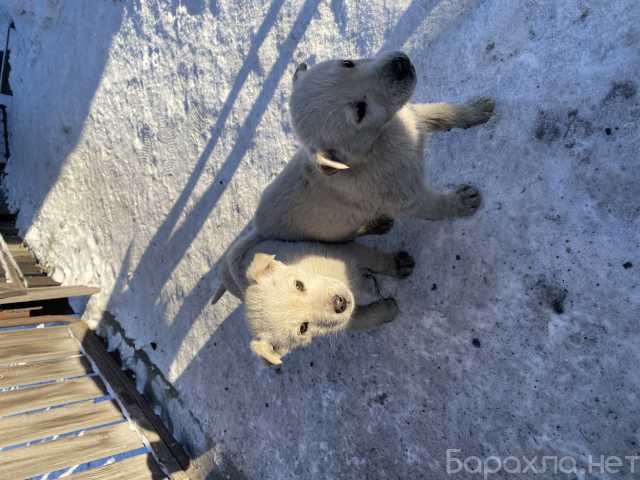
[212, 52, 494, 360]
[252, 50, 495, 242]
[217, 232, 410, 365]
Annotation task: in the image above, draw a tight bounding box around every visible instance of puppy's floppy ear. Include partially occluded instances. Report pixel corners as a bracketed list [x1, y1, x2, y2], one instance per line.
[250, 339, 283, 366]
[293, 62, 308, 83]
[315, 151, 350, 176]
[247, 253, 276, 283]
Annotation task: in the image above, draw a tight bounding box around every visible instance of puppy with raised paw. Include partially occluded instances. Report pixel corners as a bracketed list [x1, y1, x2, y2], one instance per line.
[251, 50, 495, 243]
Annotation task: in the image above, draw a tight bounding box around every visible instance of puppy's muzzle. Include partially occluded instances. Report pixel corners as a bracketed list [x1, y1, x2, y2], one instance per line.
[332, 295, 348, 314]
[390, 54, 414, 81]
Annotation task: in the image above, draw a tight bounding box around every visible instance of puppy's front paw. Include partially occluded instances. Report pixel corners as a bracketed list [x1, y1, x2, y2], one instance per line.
[394, 251, 415, 278]
[464, 96, 495, 128]
[453, 185, 482, 216]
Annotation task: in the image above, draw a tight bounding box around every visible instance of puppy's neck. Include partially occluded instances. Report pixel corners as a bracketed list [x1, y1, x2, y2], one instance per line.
[307, 147, 353, 175]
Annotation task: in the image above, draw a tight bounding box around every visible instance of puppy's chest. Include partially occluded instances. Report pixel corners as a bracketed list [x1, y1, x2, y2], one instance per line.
[352, 153, 425, 205]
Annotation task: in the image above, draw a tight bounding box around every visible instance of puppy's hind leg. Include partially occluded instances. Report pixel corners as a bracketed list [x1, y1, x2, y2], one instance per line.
[347, 298, 399, 331]
[414, 97, 495, 132]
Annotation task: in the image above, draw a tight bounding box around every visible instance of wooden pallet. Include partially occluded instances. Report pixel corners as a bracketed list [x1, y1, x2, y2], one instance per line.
[0, 194, 195, 479]
[0, 316, 191, 479]
[0, 319, 169, 478]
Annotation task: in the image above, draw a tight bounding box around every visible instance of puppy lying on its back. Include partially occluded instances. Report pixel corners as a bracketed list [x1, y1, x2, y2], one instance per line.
[214, 233, 415, 365]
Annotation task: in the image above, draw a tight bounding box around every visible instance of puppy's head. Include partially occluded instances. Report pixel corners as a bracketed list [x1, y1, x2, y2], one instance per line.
[290, 51, 416, 164]
[244, 253, 355, 365]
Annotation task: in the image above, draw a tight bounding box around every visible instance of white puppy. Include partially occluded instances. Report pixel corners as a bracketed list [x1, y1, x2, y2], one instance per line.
[213, 52, 493, 297]
[216, 233, 415, 365]
[252, 50, 495, 241]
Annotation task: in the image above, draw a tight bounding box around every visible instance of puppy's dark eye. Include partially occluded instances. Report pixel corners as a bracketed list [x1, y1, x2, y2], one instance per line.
[354, 102, 367, 123]
[295, 280, 305, 291]
[299, 322, 309, 334]
[341, 60, 355, 68]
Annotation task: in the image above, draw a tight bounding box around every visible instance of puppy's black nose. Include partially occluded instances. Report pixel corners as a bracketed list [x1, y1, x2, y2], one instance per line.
[391, 54, 412, 80]
[333, 295, 347, 314]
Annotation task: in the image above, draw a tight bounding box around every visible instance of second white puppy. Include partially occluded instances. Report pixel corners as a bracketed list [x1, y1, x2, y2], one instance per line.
[216, 233, 415, 365]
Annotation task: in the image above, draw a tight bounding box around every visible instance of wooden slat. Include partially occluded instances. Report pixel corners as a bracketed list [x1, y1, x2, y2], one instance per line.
[0, 398, 123, 448]
[67, 454, 167, 480]
[0, 336, 80, 365]
[0, 376, 107, 416]
[6, 243, 28, 253]
[9, 252, 35, 261]
[0, 285, 100, 305]
[0, 422, 144, 479]
[70, 323, 192, 479]
[0, 325, 71, 345]
[0, 313, 76, 328]
[0, 355, 91, 388]
[25, 275, 61, 287]
[0, 305, 43, 319]
[17, 262, 43, 275]
[0, 288, 25, 300]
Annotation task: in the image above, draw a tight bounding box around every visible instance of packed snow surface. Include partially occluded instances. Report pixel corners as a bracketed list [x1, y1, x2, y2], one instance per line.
[1, 0, 639, 478]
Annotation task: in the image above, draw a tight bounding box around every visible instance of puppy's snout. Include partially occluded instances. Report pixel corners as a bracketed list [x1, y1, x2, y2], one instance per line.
[390, 54, 413, 80]
[333, 295, 348, 314]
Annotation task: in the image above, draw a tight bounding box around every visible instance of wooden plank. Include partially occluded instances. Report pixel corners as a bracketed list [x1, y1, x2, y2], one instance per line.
[0, 305, 43, 318]
[25, 275, 61, 287]
[0, 288, 25, 300]
[10, 252, 35, 261]
[0, 422, 144, 479]
[17, 262, 43, 275]
[0, 355, 91, 388]
[0, 325, 71, 346]
[0, 313, 76, 328]
[67, 454, 167, 480]
[0, 336, 80, 365]
[0, 398, 123, 448]
[0, 285, 100, 305]
[6, 248, 29, 258]
[0, 376, 107, 416]
[5, 240, 30, 249]
[70, 323, 193, 479]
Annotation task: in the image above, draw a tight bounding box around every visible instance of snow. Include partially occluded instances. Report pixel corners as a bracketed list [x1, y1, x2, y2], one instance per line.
[2, 0, 640, 478]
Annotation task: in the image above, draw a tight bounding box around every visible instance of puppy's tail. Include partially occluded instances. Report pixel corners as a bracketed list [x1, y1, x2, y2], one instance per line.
[211, 227, 263, 304]
[226, 228, 264, 293]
